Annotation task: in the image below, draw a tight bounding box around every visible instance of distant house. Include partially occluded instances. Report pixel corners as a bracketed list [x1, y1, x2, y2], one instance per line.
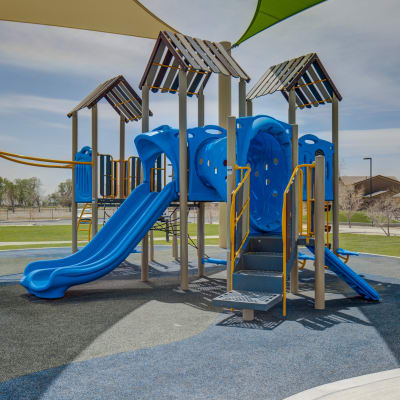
[340, 175, 400, 204]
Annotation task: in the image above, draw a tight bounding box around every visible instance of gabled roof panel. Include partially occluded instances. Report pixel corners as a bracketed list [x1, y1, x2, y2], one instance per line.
[140, 31, 250, 97]
[67, 75, 152, 122]
[247, 53, 342, 109]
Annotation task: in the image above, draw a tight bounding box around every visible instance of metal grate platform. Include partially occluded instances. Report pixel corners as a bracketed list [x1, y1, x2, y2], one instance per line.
[212, 290, 282, 311]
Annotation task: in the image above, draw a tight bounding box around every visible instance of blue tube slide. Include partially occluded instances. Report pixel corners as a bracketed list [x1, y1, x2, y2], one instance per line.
[21, 182, 177, 299]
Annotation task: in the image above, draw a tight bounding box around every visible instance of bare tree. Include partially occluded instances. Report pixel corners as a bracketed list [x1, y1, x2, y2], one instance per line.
[339, 181, 364, 228]
[366, 196, 399, 236]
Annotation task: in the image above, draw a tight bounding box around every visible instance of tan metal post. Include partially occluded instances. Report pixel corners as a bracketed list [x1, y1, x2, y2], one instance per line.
[246, 99, 253, 117]
[238, 78, 246, 117]
[314, 155, 325, 309]
[141, 83, 150, 281]
[179, 69, 189, 290]
[119, 114, 125, 199]
[172, 207, 178, 260]
[332, 94, 339, 252]
[288, 89, 299, 294]
[91, 104, 98, 238]
[197, 87, 205, 277]
[226, 116, 236, 291]
[218, 41, 231, 250]
[71, 111, 78, 253]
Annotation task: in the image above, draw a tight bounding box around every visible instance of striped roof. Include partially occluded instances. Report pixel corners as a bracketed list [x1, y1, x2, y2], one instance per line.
[139, 31, 250, 97]
[247, 53, 342, 109]
[67, 75, 152, 123]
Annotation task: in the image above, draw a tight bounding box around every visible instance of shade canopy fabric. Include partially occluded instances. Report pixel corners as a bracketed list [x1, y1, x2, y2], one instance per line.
[0, 0, 177, 39]
[234, 0, 326, 47]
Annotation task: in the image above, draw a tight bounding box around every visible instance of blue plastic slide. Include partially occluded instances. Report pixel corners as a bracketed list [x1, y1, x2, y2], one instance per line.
[21, 182, 177, 299]
[307, 246, 380, 301]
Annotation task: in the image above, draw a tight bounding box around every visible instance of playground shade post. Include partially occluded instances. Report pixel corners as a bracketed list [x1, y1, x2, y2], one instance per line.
[179, 69, 189, 290]
[72, 111, 78, 253]
[141, 83, 150, 282]
[289, 89, 299, 294]
[218, 41, 232, 250]
[91, 104, 99, 238]
[332, 93, 339, 252]
[315, 155, 325, 309]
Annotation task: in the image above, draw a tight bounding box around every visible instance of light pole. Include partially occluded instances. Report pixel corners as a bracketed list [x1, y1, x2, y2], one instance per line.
[363, 157, 372, 198]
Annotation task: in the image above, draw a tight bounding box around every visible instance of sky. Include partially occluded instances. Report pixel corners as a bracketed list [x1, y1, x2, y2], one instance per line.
[0, 0, 399, 195]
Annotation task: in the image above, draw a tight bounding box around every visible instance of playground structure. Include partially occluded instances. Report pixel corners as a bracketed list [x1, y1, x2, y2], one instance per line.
[0, 30, 380, 319]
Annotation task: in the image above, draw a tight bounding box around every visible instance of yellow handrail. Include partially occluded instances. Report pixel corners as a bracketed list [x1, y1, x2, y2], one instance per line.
[77, 203, 92, 242]
[230, 165, 251, 290]
[0, 150, 92, 169]
[282, 163, 315, 317]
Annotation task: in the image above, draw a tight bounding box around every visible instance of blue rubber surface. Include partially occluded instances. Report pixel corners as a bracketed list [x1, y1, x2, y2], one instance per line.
[307, 246, 380, 301]
[20, 182, 177, 298]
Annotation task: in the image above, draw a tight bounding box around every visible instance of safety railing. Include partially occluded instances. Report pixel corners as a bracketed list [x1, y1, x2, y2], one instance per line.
[230, 165, 251, 290]
[0, 150, 92, 169]
[77, 203, 92, 242]
[150, 154, 167, 192]
[282, 163, 315, 316]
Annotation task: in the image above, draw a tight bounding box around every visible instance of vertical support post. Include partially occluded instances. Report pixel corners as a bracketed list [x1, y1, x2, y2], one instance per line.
[246, 99, 253, 117]
[197, 87, 205, 277]
[179, 69, 189, 290]
[238, 78, 246, 117]
[226, 116, 236, 291]
[218, 41, 232, 250]
[71, 111, 78, 253]
[332, 94, 339, 253]
[314, 155, 325, 310]
[91, 104, 98, 238]
[172, 207, 179, 260]
[141, 83, 150, 281]
[288, 89, 299, 294]
[119, 114, 125, 198]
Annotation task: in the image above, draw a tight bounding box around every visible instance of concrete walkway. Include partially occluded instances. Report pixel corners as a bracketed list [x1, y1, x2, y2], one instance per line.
[285, 369, 400, 400]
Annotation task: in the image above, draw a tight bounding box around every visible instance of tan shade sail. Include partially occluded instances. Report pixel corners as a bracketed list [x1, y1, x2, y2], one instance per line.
[0, 0, 177, 39]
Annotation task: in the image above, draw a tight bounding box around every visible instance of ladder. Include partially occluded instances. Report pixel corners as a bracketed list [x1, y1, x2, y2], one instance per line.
[77, 203, 92, 242]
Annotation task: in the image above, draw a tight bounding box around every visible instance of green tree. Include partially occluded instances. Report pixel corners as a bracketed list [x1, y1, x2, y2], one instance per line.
[5, 180, 17, 212]
[0, 177, 10, 206]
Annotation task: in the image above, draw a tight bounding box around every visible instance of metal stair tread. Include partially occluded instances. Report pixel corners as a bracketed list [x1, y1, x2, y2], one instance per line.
[235, 269, 282, 277]
[212, 290, 282, 311]
[243, 251, 283, 256]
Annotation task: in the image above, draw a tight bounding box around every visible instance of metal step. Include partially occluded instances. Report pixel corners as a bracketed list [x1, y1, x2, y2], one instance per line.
[212, 290, 282, 311]
[233, 269, 283, 292]
[245, 235, 283, 253]
[240, 251, 283, 271]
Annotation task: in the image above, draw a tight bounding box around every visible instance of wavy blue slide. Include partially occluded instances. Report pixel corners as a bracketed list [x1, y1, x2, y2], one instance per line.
[307, 246, 380, 301]
[21, 182, 177, 299]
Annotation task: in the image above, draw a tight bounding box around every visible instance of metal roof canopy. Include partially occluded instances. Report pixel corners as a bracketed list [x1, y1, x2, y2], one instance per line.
[139, 31, 250, 97]
[247, 53, 342, 109]
[67, 75, 152, 122]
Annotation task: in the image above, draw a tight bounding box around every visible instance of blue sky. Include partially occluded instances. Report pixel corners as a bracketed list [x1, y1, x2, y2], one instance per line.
[0, 0, 399, 194]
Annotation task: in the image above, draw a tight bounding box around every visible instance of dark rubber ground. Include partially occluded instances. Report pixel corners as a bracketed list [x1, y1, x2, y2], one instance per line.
[0, 247, 399, 399]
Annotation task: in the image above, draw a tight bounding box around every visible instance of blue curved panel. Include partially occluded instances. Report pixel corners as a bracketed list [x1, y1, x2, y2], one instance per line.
[298, 134, 333, 201]
[75, 146, 92, 203]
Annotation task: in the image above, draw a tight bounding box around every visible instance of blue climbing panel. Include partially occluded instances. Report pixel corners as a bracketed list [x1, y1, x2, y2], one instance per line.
[75, 146, 92, 203]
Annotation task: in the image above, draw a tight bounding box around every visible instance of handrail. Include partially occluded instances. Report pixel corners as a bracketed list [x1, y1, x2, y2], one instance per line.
[230, 165, 251, 290]
[77, 203, 92, 242]
[0, 150, 92, 168]
[282, 163, 315, 317]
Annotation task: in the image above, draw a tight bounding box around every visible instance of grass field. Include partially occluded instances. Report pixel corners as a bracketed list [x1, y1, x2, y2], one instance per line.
[0, 224, 399, 257]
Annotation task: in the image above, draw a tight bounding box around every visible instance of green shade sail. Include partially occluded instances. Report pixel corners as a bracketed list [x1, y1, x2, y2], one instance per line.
[234, 0, 326, 47]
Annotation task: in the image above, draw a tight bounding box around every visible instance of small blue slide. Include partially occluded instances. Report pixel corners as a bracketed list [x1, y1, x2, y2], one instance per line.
[307, 246, 380, 301]
[21, 182, 177, 299]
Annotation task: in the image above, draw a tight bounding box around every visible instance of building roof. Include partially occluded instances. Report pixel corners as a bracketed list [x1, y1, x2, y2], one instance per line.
[340, 176, 369, 186]
[139, 31, 250, 97]
[246, 53, 342, 109]
[67, 75, 152, 123]
[356, 175, 400, 187]
[0, 0, 177, 40]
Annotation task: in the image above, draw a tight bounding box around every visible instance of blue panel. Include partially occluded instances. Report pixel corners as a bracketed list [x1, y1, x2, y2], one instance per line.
[298, 134, 334, 201]
[74, 146, 92, 203]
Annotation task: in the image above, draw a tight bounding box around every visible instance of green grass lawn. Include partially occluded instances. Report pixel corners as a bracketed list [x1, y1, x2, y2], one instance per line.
[0, 224, 399, 257]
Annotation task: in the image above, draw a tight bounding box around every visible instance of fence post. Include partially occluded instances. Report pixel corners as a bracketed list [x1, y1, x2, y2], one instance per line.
[314, 155, 326, 310]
